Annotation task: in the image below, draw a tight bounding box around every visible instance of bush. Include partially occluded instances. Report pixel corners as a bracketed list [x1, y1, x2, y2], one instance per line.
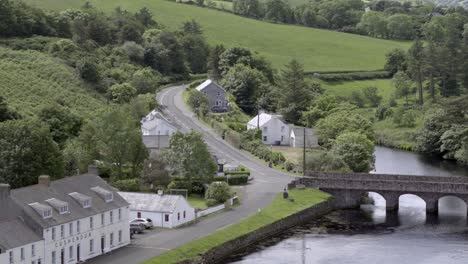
[213, 176, 227, 182]
[317, 71, 391, 81]
[205, 198, 219, 207]
[227, 175, 248, 185]
[205, 181, 231, 203]
[375, 104, 393, 121]
[112, 178, 140, 192]
[168, 180, 192, 192]
[393, 108, 416, 128]
[284, 160, 296, 171]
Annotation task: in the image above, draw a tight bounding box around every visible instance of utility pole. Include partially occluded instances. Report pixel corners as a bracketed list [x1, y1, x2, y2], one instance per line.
[257, 105, 260, 130]
[303, 127, 306, 176]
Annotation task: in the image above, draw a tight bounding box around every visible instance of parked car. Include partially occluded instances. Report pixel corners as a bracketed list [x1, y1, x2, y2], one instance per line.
[130, 223, 145, 235]
[131, 218, 153, 229]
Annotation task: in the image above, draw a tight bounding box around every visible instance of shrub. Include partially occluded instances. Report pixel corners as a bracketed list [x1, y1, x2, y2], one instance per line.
[167, 180, 192, 192]
[317, 71, 390, 81]
[284, 160, 296, 171]
[112, 178, 140, 192]
[205, 181, 231, 203]
[227, 175, 248, 185]
[393, 108, 416, 128]
[213, 176, 228, 182]
[205, 198, 218, 207]
[375, 104, 393, 121]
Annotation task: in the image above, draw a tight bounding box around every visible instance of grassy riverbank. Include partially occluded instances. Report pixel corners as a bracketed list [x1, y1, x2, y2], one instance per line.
[143, 188, 330, 264]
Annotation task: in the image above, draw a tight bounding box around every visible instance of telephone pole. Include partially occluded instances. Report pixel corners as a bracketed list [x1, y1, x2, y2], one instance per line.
[303, 127, 306, 176]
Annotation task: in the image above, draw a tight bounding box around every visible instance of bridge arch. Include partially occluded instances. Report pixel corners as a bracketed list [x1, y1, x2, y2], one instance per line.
[366, 192, 386, 207]
[438, 196, 467, 215]
[398, 194, 426, 210]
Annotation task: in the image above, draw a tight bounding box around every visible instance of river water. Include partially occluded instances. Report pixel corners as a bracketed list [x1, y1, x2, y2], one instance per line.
[227, 146, 468, 264]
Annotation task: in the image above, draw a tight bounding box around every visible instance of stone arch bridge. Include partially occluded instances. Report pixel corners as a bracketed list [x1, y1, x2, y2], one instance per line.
[289, 172, 468, 214]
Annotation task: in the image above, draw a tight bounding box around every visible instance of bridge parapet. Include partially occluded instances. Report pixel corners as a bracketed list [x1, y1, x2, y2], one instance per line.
[305, 171, 468, 183]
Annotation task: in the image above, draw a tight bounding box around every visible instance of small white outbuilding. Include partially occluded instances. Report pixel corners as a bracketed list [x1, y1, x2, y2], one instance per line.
[118, 192, 196, 228]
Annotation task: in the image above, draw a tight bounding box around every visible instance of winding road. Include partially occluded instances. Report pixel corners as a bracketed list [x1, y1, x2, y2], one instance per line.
[88, 85, 294, 264]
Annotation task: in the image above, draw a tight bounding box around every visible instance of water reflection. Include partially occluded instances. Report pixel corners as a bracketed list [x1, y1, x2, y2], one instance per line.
[228, 194, 468, 264]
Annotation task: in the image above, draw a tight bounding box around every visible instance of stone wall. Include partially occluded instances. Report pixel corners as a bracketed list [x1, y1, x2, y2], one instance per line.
[184, 198, 335, 264]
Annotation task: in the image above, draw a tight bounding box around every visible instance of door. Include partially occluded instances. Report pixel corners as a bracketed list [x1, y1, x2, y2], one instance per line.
[101, 236, 105, 254]
[60, 249, 64, 264]
[77, 244, 80, 262]
[137, 212, 141, 218]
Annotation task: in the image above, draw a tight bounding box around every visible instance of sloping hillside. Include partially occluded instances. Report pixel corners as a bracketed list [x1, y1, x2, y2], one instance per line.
[24, 0, 410, 72]
[0, 46, 105, 117]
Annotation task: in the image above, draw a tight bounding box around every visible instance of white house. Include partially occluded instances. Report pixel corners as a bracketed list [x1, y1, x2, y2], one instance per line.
[247, 112, 290, 146]
[0, 171, 130, 264]
[196, 79, 229, 112]
[118, 192, 196, 228]
[141, 109, 177, 136]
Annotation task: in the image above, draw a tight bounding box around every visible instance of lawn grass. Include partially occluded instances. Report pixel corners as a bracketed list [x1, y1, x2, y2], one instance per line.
[143, 188, 330, 264]
[0, 46, 105, 117]
[187, 194, 208, 210]
[320, 78, 395, 103]
[25, 0, 410, 72]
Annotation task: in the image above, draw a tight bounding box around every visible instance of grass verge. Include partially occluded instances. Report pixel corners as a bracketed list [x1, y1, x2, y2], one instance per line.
[187, 194, 208, 210]
[143, 188, 330, 264]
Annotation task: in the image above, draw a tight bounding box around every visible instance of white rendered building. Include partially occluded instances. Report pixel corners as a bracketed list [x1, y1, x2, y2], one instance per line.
[247, 112, 290, 146]
[0, 172, 130, 264]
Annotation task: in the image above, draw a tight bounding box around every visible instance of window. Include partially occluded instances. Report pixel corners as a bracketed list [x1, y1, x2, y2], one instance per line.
[32, 244, 35, 257]
[118, 209, 122, 221]
[9, 251, 13, 264]
[110, 211, 114, 223]
[32, 261, 36, 264]
[281, 126, 285, 132]
[51, 251, 56, 264]
[281, 136, 284, 141]
[164, 214, 169, 222]
[83, 199, 91, 208]
[177, 212, 180, 221]
[60, 225, 64, 238]
[69, 245, 73, 260]
[263, 136, 267, 142]
[37, 259, 42, 264]
[105, 193, 113, 202]
[263, 126, 268, 132]
[43, 208, 52, 219]
[137, 212, 141, 218]
[118, 230, 122, 243]
[183, 211, 186, 219]
[59, 205, 68, 214]
[90, 217, 94, 229]
[217, 91, 220, 96]
[101, 213, 105, 226]
[52, 227, 56, 240]
[69, 222, 73, 236]
[20, 248, 24, 261]
[77, 220, 80, 233]
[110, 233, 114, 247]
[89, 239, 94, 253]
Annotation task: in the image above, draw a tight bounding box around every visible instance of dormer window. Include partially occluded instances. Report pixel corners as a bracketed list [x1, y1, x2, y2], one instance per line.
[29, 203, 53, 219]
[45, 198, 69, 215]
[69, 192, 92, 208]
[91, 187, 113, 202]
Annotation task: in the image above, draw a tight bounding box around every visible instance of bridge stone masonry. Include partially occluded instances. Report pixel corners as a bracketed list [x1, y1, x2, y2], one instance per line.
[289, 172, 468, 214]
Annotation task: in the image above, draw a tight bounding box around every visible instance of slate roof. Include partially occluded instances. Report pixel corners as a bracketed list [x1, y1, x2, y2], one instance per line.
[247, 112, 285, 128]
[0, 220, 42, 250]
[11, 175, 129, 229]
[118, 192, 188, 213]
[141, 110, 177, 133]
[142, 135, 170, 149]
[195, 79, 225, 92]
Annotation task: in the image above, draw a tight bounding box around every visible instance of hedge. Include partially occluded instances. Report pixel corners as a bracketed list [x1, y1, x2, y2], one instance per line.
[112, 178, 140, 192]
[227, 175, 249, 185]
[315, 71, 391, 81]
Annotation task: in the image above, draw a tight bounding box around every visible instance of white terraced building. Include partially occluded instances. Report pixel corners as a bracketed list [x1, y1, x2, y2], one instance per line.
[0, 171, 130, 264]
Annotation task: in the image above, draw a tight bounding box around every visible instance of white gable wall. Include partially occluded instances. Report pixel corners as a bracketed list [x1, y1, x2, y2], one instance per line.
[129, 198, 195, 228]
[141, 118, 177, 136]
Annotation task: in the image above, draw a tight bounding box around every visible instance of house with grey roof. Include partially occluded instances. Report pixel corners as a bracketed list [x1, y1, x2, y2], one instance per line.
[141, 109, 177, 155]
[118, 191, 196, 228]
[0, 169, 130, 264]
[196, 79, 229, 112]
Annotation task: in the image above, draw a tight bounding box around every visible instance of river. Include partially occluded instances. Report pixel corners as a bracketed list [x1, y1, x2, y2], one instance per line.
[227, 146, 468, 264]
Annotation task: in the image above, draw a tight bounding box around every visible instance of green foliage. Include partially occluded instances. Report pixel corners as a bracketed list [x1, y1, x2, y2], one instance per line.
[188, 89, 210, 117]
[141, 156, 171, 188]
[163, 131, 217, 182]
[227, 175, 249, 185]
[392, 107, 416, 128]
[306, 151, 351, 173]
[0, 96, 21, 122]
[205, 181, 231, 203]
[375, 104, 393, 121]
[77, 58, 100, 83]
[0, 119, 64, 188]
[38, 104, 82, 146]
[362, 86, 382, 107]
[301, 95, 337, 127]
[168, 180, 192, 191]
[384, 48, 407, 75]
[108, 83, 137, 104]
[331, 132, 375, 172]
[318, 70, 391, 81]
[131, 67, 162, 94]
[350, 90, 365, 108]
[205, 198, 219, 207]
[112, 178, 140, 192]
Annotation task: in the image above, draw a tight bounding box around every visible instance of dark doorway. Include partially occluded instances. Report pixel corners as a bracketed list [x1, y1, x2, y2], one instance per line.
[60, 248, 64, 264]
[77, 243, 80, 262]
[101, 236, 105, 254]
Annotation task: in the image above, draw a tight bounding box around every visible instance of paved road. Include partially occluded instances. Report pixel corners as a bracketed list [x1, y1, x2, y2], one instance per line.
[88, 85, 294, 264]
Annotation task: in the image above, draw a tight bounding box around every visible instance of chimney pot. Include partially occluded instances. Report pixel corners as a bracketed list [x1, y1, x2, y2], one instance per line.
[38, 175, 50, 187]
[0, 184, 10, 200]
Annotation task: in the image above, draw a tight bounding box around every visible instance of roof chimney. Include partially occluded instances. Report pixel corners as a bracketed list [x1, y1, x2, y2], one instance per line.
[87, 165, 99, 176]
[0, 184, 10, 200]
[38, 175, 50, 187]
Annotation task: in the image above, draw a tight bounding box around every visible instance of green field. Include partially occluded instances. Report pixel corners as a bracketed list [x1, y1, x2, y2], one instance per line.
[321, 79, 395, 102]
[145, 188, 330, 264]
[25, 0, 409, 72]
[0, 46, 105, 117]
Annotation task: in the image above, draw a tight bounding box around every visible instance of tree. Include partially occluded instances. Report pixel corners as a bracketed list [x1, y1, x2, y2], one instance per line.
[277, 59, 311, 124]
[221, 64, 266, 115]
[362, 86, 382, 107]
[392, 71, 412, 106]
[205, 181, 231, 204]
[331, 132, 375, 172]
[131, 68, 162, 94]
[141, 156, 171, 189]
[77, 58, 100, 83]
[384, 48, 407, 75]
[38, 104, 82, 146]
[407, 38, 425, 105]
[0, 96, 20, 122]
[180, 34, 210, 74]
[387, 14, 416, 40]
[358, 11, 388, 38]
[305, 151, 351, 173]
[301, 95, 337, 127]
[0, 120, 64, 188]
[108, 83, 137, 104]
[207, 44, 225, 81]
[162, 131, 217, 182]
[188, 90, 210, 117]
[135, 7, 157, 27]
[122, 41, 145, 63]
[350, 91, 365, 108]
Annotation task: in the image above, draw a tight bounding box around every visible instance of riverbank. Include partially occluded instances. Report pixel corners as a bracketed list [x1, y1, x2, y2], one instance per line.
[143, 188, 332, 264]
